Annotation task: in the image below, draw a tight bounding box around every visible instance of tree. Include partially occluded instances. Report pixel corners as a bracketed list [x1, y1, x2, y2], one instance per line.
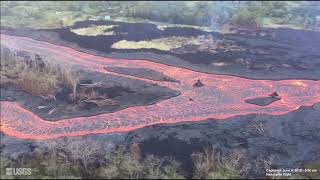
[65, 138, 102, 170]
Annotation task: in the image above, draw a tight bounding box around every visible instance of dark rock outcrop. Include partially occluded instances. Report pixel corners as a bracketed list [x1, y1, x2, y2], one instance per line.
[245, 92, 281, 106]
[193, 79, 204, 87]
[269, 91, 279, 97]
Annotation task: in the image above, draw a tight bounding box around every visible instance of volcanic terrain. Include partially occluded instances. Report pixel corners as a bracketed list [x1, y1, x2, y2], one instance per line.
[0, 21, 319, 176]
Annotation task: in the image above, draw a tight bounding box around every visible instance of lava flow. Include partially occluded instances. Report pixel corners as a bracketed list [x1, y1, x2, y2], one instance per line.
[1, 34, 320, 140]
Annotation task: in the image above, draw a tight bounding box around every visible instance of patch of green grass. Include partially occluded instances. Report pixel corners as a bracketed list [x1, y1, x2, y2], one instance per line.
[1, 2, 88, 29]
[0, 11, 83, 29]
[111, 37, 192, 51]
[113, 16, 214, 32]
[304, 161, 320, 179]
[70, 25, 117, 36]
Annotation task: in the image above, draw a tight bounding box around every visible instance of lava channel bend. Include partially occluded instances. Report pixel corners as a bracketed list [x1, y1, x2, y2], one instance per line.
[1, 34, 320, 139]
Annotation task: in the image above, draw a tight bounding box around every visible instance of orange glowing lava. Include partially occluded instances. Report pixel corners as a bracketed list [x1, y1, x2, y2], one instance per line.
[1, 34, 320, 139]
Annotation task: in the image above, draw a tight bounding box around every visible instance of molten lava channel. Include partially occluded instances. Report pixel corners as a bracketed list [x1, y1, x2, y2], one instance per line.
[1, 34, 320, 139]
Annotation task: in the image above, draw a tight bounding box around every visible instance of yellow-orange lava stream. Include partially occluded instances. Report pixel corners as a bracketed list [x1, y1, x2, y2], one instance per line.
[1, 34, 319, 139]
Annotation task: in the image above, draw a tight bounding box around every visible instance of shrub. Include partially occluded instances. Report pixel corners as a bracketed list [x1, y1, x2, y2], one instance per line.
[192, 146, 242, 179]
[231, 10, 262, 30]
[98, 144, 185, 179]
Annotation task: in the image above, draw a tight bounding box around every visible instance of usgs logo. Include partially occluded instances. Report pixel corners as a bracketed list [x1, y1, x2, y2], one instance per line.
[6, 168, 32, 176]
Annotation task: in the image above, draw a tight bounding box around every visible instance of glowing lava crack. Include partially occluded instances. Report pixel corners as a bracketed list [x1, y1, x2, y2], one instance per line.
[1, 34, 320, 139]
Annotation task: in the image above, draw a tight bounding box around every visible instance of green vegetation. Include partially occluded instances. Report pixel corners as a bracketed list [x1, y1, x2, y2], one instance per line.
[0, 1, 133, 29]
[231, 9, 262, 30]
[1, 2, 81, 29]
[111, 35, 233, 53]
[125, 2, 215, 26]
[231, 1, 320, 31]
[1, 1, 319, 31]
[304, 161, 320, 179]
[111, 37, 192, 51]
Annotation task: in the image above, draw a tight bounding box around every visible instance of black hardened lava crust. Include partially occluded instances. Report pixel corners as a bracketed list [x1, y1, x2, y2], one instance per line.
[0, 69, 180, 121]
[2, 20, 320, 80]
[126, 103, 320, 178]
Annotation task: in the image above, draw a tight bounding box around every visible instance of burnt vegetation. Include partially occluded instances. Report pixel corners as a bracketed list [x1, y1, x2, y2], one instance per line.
[0, 47, 77, 97]
[0, 46, 180, 120]
[0, 139, 270, 179]
[0, 47, 117, 109]
[1, 138, 315, 179]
